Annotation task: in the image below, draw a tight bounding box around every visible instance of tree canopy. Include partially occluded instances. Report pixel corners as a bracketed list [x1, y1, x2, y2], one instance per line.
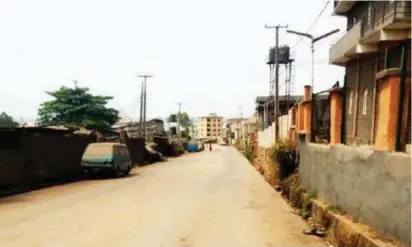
[0, 112, 19, 128]
[38, 85, 119, 130]
[176, 112, 191, 129]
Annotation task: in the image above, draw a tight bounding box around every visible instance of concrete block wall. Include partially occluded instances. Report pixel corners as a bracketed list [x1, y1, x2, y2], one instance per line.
[298, 137, 411, 246]
[257, 122, 276, 148]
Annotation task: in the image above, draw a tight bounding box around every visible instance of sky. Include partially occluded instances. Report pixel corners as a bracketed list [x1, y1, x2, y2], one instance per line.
[0, 0, 347, 124]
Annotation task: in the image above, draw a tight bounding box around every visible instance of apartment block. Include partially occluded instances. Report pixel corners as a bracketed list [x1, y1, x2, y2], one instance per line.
[197, 113, 223, 139]
[330, 0, 411, 147]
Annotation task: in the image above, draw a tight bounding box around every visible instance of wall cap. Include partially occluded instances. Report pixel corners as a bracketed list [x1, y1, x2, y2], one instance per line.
[376, 68, 401, 80]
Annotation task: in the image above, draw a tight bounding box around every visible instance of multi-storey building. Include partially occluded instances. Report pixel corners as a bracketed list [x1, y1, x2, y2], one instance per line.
[197, 113, 223, 140]
[330, 0, 411, 146]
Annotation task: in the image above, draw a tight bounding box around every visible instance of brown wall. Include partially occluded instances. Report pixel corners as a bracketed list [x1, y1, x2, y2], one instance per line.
[126, 138, 145, 165]
[0, 130, 95, 187]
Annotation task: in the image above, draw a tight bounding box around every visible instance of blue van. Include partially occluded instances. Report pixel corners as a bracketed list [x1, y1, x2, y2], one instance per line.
[81, 143, 132, 177]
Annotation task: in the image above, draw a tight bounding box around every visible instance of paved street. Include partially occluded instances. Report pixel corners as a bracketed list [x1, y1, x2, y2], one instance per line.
[0, 146, 325, 247]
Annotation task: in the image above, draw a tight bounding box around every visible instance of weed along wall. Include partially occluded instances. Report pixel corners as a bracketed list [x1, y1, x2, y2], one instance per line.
[298, 135, 411, 246]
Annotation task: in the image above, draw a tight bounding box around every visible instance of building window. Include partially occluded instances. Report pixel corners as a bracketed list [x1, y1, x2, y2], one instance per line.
[362, 89, 368, 115]
[348, 90, 353, 115]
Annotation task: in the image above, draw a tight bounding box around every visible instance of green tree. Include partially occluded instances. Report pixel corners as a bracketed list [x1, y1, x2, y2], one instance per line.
[176, 112, 191, 129]
[38, 84, 119, 129]
[0, 112, 19, 127]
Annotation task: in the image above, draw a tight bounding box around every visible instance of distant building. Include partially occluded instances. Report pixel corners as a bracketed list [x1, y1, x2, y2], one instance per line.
[112, 118, 166, 140]
[189, 121, 200, 140]
[197, 113, 223, 140]
[226, 114, 258, 142]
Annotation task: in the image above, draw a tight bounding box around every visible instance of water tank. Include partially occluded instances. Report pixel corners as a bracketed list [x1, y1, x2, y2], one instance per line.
[267, 45, 291, 64]
[279, 46, 290, 63]
[268, 47, 277, 64]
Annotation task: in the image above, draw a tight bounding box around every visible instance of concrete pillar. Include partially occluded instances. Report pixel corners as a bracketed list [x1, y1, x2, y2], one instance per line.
[374, 69, 411, 152]
[330, 89, 343, 145]
[289, 126, 296, 144]
[304, 85, 311, 101]
[302, 101, 312, 134]
[297, 103, 304, 132]
[290, 105, 296, 126]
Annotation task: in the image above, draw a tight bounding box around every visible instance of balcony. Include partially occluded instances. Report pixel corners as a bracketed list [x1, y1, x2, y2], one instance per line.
[330, 1, 410, 65]
[333, 0, 357, 16]
[330, 21, 377, 65]
[360, 1, 411, 44]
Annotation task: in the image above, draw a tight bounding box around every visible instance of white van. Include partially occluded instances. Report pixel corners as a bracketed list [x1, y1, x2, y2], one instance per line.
[81, 143, 132, 176]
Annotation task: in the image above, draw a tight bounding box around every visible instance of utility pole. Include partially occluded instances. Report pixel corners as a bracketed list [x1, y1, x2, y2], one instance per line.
[138, 80, 144, 138]
[265, 24, 288, 139]
[287, 28, 339, 95]
[177, 102, 182, 138]
[137, 74, 153, 141]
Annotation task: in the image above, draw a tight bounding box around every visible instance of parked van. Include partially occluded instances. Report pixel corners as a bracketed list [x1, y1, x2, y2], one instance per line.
[81, 143, 132, 176]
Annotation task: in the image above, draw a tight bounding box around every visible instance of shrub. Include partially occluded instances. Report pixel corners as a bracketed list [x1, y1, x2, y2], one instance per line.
[243, 144, 255, 162]
[268, 139, 297, 179]
[176, 145, 185, 154]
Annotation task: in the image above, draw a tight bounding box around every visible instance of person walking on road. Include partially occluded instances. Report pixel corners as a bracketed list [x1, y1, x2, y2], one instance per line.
[209, 143, 212, 151]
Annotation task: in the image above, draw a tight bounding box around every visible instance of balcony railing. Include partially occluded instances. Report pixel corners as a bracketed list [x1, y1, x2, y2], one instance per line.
[360, 1, 411, 37]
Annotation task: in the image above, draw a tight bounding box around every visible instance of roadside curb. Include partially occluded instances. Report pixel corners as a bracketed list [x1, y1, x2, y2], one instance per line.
[281, 180, 404, 247]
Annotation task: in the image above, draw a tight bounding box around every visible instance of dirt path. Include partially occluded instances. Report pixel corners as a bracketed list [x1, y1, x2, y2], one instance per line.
[0, 146, 325, 247]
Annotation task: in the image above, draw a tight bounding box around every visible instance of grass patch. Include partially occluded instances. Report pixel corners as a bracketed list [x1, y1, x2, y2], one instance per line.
[300, 189, 317, 219]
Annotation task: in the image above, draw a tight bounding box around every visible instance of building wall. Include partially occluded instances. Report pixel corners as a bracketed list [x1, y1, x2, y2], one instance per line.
[343, 37, 411, 145]
[298, 138, 411, 246]
[356, 53, 375, 144]
[120, 119, 165, 139]
[345, 59, 357, 141]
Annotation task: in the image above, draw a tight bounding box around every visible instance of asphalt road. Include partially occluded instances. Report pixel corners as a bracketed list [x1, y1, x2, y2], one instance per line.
[0, 145, 326, 247]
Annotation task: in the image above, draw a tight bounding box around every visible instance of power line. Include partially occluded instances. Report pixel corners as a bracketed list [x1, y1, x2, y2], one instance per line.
[291, 0, 331, 49]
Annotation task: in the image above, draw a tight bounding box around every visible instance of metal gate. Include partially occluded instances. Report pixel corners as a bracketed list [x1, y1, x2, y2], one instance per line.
[310, 82, 341, 143]
[311, 93, 330, 143]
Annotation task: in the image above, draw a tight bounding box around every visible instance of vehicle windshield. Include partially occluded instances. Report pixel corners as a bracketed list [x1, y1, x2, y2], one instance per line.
[82, 145, 112, 160]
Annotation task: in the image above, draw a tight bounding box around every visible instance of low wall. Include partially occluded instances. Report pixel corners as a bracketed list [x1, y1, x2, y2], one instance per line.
[278, 114, 291, 140]
[258, 122, 276, 148]
[298, 135, 411, 246]
[0, 130, 95, 187]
